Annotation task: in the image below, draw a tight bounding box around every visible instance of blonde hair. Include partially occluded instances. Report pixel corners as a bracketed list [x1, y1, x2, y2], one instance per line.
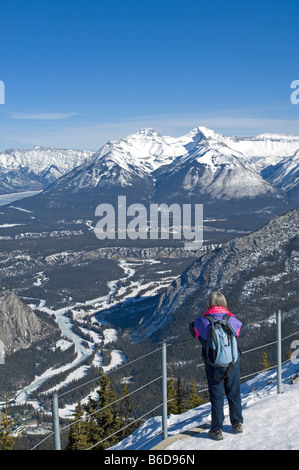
[208, 291, 227, 309]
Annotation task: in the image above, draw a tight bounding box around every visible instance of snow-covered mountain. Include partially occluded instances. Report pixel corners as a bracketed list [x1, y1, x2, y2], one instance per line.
[41, 126, 299, 202]
[154, 142, 279, 202]
[2, 126, 299, 222]
[2, 128, 299, 200]
[212, 131, 299, 172]
[48, 128, 201, 192]
[153, 128, 299, 201]
[263, 149, 299, 198]
[0, 146, 93, 194]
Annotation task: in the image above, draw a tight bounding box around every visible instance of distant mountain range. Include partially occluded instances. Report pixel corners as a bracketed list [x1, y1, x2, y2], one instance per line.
[43, 127, 299, 198]
[0, 126, 298, 248]
[0, 146, 93, 194]
[3, 126, 297, 213]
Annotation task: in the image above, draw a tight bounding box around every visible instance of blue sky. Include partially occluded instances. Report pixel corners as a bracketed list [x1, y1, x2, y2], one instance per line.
[0, 0, 298, 150]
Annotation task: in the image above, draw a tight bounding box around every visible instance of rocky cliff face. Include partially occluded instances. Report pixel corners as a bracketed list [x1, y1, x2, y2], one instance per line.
[0, 287, 52, 354]
[132, 207, 299, 341]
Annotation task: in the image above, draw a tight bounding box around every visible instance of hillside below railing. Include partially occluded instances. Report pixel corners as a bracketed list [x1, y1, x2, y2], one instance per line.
[7, 308, 298, 450]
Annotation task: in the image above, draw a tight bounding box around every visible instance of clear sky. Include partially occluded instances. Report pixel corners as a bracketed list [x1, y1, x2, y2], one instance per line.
[0, 0, 298, 150]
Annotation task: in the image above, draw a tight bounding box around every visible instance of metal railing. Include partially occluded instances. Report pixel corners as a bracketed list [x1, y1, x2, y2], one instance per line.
[24, 308, 299, 450]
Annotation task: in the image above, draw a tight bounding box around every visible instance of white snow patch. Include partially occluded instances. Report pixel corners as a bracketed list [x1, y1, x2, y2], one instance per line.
[111, 361, 299, 451]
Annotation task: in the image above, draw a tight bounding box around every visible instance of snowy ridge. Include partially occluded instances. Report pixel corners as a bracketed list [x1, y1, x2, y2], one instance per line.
[266, 149, 299, 194]
[54, 127, 201, 190]
[1, 126, 299, 201]
[111, 361, 299, 451]
[43, 126, 299, 201]
[89, 126, 299, 176]
[0, 146, 93, 176]
[0, 145, 93, 193]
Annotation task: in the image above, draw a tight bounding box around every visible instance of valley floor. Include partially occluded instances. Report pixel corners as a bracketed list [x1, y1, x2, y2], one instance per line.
[11, 259, 178, 416]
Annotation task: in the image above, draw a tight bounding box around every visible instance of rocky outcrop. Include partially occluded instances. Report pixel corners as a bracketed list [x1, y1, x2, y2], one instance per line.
[0, 287, 51, 354]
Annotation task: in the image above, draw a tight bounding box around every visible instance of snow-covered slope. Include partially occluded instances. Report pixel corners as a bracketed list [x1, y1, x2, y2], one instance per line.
[4, 127, 299, 218]
[111, 361, 299, 451]
[47, 128, 202, 192]
[103, 128, 198, 174]
[156, 143, 280, 201]
[38, 126, 299, 206]
[166, 128, 299, 200]
[0, 146, 93, 194]
[219, 132, 299, 173]
[265, 149, 299, 197]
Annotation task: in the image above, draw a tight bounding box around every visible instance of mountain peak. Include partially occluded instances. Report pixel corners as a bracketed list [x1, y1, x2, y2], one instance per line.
[190, 126, 225, 141]
[137, 128, 158, 135]
[130, 128, 162, 139]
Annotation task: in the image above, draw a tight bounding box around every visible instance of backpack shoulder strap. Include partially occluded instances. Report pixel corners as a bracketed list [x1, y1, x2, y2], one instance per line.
[205, 314, 230, 324]
[222, 314, 230, 321]
[205, 315, 216, 323]
[221, 314, 237, 337]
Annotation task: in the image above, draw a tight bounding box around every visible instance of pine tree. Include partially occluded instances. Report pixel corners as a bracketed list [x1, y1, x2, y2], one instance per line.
[84, 396, 101, 447]
[167, 369, 178, 414]
[176, 377, 185, 414]
[66, 401, 90, 450]
[85, 374, 122, 450]
[0, 396, 15, 450]
[261, 352, 270, 370]
[119, 382, 138, 439]
[187, 379, 203, 410]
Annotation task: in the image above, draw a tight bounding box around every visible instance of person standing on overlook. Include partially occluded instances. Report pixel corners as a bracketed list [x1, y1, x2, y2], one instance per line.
[189, 291, 248, 441]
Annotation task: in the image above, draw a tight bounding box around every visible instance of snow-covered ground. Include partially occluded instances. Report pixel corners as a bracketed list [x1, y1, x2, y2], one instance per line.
[111, 361, 299, 451]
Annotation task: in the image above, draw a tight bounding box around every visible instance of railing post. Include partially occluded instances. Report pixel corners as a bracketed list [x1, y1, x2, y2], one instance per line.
[276, 310, 282, 394]
[162, 341, 168, 440]
[52, 392, 61, 450]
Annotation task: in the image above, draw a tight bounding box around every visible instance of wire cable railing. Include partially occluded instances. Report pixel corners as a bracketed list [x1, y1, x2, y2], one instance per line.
[5, 307, 297, 450]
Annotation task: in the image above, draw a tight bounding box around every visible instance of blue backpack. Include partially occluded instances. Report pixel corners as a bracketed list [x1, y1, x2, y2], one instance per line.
[205, 314, 239, 368]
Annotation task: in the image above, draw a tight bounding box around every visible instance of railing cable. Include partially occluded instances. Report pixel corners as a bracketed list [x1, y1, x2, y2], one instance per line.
[27, 308, 299, 450]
